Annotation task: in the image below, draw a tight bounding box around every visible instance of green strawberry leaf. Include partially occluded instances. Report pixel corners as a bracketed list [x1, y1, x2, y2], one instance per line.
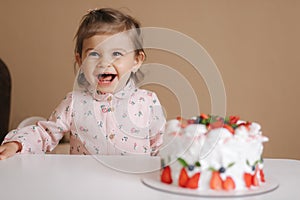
[202, 119, 208, 125]
[224, 116, 230, 124]
[194, 161, 201, 167]
[231, 124, 239, 129]
[227, 162, 235, 168]
[177, 157, 188, 167]
[246, 159, 250, 166]
[208, 167, 217, 171]
[260, 156, 264, 164]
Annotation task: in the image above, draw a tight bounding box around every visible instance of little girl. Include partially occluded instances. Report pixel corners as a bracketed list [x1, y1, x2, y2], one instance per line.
[0, 8, 165, 159]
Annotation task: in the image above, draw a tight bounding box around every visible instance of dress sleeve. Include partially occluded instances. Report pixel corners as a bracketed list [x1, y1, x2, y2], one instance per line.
[149, 92, 166, 156]
[2, 93, 73, 154]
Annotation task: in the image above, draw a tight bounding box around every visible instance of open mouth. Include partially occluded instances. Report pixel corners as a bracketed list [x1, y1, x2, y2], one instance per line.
[97, 73, 117, 83]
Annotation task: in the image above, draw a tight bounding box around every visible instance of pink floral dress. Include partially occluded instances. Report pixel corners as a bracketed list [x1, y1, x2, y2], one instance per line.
[3, 80, 165, 156]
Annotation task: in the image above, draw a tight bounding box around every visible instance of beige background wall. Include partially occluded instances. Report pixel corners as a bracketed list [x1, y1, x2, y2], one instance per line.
[0, 0, 299, 159]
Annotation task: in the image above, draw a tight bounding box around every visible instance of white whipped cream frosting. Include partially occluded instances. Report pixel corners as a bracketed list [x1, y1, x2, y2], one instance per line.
[159, 118, 268, 191]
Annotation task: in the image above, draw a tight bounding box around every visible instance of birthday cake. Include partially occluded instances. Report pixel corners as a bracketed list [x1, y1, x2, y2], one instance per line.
[159, 114, 268, 191]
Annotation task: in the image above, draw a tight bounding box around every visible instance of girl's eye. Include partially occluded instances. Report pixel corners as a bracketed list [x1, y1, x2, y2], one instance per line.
[88, 51, 100, 57]
[112, 51, 123, 57]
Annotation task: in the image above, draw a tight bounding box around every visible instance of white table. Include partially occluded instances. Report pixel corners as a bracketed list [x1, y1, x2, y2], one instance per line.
[0, 155, 299, 200]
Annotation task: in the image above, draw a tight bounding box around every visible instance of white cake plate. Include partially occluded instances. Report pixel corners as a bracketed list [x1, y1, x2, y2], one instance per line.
[141, 176, 279, 198]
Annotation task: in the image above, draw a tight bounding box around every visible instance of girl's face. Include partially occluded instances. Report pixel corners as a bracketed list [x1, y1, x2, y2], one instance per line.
[76, 33, 144, 94]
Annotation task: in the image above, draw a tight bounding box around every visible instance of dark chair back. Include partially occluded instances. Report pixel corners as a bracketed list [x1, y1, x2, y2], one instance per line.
[0, 59, 11, 143]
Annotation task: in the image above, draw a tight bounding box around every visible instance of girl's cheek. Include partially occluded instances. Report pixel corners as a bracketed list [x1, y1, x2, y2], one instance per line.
[112, 58, 122, 66]
[81, 60, 98, 85]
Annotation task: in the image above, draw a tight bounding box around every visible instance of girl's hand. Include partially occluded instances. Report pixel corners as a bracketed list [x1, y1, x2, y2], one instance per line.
[0, 142, 21, 160]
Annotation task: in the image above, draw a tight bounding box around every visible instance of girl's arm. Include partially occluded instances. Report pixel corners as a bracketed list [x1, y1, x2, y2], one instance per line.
[149, 92, 166, 156]
[0, 93, 73, 156]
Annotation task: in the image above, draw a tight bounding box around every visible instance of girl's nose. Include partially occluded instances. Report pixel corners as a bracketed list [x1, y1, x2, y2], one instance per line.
[97, 55, 113, 68]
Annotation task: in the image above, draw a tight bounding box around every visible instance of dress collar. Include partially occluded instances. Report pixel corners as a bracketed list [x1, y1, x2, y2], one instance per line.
[89, 79, 136, 101]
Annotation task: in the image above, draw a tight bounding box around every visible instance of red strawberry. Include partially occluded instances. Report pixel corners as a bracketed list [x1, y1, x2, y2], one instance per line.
[161, 166, 172, 184]
[176, 116, 186, 128]
[180, 123, 188, 128]
[252, 170, 259, 186]
[223, 124, 234, 134]
[179, 118, 189, 128]
[200, 113, 209, 119]
[176, 116, 182, 121]
[187, 119, 195, 124]
[252, 175, 259, 186]
[229, 116, 240, 124]
[206, 123, 211, 130]
[244, 173, 252, 188]
[210, 171, 223, 190]
[260, 169, 265, 182]
[210, 121, 224, 129]
[186, 173, 201, 189]
[238, 122, 251, 130]
[178, 168, 189, 187]
[222, 177, 236, 190]
[250, 167, 259, 186]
